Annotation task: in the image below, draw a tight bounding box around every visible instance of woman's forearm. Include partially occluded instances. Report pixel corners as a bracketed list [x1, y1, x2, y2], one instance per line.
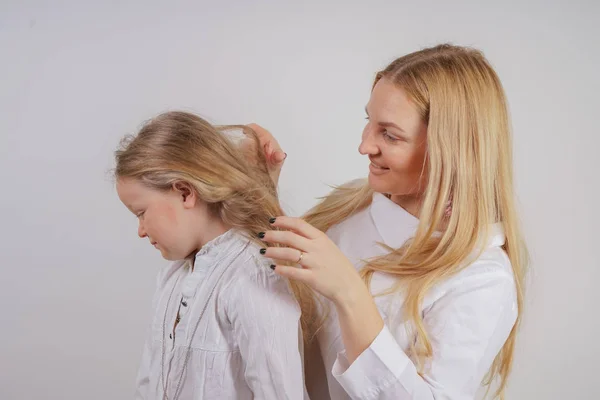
[334, 282, 385, 364]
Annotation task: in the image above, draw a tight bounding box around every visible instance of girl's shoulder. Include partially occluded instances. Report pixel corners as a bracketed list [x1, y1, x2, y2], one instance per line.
[222, 233, 290, 294]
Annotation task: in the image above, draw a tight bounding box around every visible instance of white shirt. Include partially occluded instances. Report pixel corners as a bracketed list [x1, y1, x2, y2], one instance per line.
[315, 193, 518, 400]
[135, 229, 308, 400]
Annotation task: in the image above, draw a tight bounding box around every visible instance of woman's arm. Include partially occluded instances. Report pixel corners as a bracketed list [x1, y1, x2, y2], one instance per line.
[263, 216, 385, 364]
[264, 217, 517, 399]
[331, 270, 517, 399]
[335, 285, 385, 365]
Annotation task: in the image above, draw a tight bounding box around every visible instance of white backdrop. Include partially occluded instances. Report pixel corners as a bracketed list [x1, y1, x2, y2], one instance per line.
[1, 1, 598, 399]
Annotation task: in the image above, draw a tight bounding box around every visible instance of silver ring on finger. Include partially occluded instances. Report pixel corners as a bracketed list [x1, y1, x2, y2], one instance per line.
[296, 251, 304, 264]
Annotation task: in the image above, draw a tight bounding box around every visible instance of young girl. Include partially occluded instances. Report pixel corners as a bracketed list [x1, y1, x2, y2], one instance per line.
[114, 112, 315, 399]
[254, 44, 529, 399]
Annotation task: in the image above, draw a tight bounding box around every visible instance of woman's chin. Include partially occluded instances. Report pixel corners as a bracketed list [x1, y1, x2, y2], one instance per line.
[367, 174, 390, 193]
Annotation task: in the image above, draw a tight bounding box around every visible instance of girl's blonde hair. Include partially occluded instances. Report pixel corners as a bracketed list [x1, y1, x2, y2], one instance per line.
[114, 111, 319, 345]
[304, 44, 528, 398]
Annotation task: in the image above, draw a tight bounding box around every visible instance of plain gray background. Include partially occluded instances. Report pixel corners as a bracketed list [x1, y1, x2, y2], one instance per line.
[1, 1, 598, 399]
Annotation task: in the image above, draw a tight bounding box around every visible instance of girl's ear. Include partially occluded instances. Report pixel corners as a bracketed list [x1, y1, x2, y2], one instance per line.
[173, 181, 197, 209]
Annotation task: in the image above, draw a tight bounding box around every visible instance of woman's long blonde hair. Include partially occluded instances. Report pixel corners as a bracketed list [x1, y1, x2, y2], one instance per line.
[304, 44, 528, 398]
[114, 111, 319, 345]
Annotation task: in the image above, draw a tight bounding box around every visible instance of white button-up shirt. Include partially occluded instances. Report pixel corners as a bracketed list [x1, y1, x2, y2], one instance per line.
[135, 229, 308, 400]
[315, 193, 518, 400]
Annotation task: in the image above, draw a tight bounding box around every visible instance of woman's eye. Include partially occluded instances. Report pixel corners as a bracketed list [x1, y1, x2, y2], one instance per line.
[383, 130, 399, 142]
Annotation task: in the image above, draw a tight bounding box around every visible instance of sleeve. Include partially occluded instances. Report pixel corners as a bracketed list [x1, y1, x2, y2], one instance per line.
[226, 263, 307, 400]
[331, 270, 518, 400]
[134, 263, 176, 399]
[134, 331, 152, 399]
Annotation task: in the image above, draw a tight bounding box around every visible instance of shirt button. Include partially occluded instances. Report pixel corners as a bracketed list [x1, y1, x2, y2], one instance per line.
[181, 300, 188, 307]
[169, 333, 172, 339]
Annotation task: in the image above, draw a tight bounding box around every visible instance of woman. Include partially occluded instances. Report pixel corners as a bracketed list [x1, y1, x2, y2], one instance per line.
[114, 112, 315, 399]
[255, 44, 528, 399]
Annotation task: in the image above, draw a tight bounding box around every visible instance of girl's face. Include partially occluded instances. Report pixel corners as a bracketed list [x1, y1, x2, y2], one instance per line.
[116, 178, 215, 261]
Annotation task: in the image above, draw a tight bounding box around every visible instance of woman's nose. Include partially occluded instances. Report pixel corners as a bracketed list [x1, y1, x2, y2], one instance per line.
[359, 127, 379, 155]
[138, 222, 147, 238]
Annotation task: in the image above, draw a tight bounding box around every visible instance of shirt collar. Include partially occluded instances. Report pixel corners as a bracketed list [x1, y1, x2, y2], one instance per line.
[369, 192, 420, 249]
[369, 192, 505, 249]
[181, 229, 240, 299]
[195, 228, 238, 259]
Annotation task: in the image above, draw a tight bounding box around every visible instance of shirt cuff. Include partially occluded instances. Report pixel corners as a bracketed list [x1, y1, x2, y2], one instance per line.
[332, 325, 411, 399]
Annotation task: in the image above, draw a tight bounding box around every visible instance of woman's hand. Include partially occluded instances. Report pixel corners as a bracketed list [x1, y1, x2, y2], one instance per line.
[245, 123, 287, 186]
[260, 216, 368, 306]
[261, 216, 385, 364]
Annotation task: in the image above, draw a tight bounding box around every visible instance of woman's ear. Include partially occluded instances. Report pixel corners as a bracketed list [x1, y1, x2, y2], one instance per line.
[173, 181, 197, 209]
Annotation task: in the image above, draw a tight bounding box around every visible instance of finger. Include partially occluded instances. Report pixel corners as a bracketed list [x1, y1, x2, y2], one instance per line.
[263, 247, 310, 267]
[262, 136, 284, 168]
[246, 123, 283, 154]
[272, 150, 287, 164]
[261, 230, 312, 252]
[269, 216, 322, 240]
[272, 264, 314, 284]
[265, 140, 273, 158]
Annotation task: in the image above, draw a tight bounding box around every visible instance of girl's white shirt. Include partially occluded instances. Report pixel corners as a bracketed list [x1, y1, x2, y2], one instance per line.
[135, 229, 308, 400]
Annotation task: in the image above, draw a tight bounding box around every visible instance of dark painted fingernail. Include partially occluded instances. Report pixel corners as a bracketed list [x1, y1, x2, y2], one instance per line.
[260, 248, 267, 255]
[270, 264, 276, 270]
[269, 218, 276, 224]
[258, 232, 265, 239]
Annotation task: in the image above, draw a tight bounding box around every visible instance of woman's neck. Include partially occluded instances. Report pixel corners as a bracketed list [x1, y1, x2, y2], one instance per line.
[389, 193, 422, 219]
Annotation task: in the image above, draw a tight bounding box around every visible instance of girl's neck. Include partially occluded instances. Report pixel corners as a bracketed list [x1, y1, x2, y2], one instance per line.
[188, 217, 232, 266]
[198, 218, 231, 249]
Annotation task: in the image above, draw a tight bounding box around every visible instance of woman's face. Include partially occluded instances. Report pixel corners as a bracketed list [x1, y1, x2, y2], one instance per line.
[359, 78, 428, 207]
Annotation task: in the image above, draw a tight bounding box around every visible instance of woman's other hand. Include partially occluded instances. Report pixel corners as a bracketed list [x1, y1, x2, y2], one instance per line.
[245, 123, 287, 185]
